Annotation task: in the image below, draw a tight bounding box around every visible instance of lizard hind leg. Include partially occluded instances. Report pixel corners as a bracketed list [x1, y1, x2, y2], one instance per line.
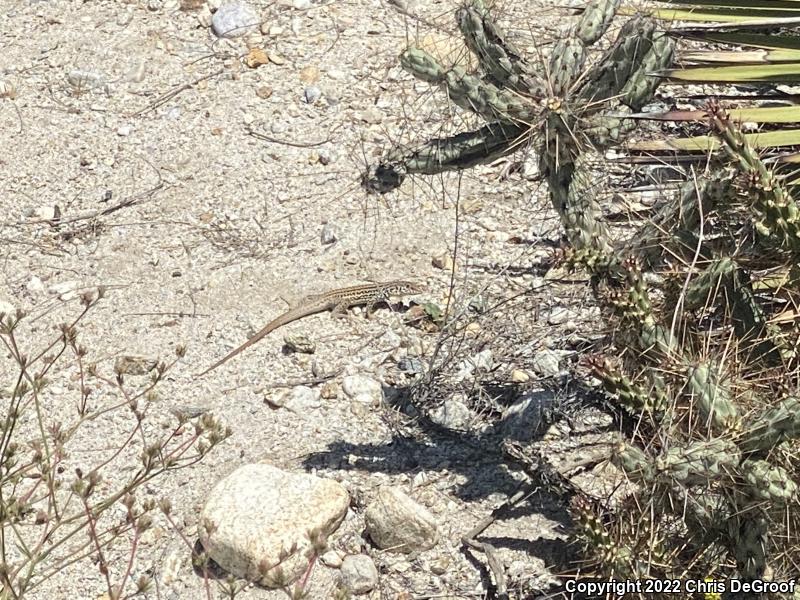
[331, 301, 351, 320]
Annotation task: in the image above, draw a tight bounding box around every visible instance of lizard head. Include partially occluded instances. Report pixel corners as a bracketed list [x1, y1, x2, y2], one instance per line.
[392, 280, 425, 295]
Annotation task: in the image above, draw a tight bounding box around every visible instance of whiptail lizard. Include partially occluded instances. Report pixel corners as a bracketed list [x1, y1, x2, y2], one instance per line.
[196, 280, 424, 378]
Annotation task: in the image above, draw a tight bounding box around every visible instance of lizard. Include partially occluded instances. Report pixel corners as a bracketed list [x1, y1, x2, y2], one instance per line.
[196, 280, 424, 378]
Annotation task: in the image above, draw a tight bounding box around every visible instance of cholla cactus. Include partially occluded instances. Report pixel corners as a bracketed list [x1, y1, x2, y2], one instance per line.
[739, 397, 800, 453]
[686, 363, 741, 432]
[368, 0, 800, 588]
[708, 102, 800, 254]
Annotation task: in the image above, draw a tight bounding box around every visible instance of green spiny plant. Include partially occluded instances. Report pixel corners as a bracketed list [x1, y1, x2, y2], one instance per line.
[365, 0, 800, 591]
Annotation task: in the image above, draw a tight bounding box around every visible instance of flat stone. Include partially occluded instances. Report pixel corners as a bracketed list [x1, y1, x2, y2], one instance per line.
[364, 487, 438, 553]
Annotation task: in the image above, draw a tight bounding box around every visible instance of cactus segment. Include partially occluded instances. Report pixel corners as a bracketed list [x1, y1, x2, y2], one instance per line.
[575, 0, 621, 46]
[687, 364, 741, 432]
[580, 17, 655, 105]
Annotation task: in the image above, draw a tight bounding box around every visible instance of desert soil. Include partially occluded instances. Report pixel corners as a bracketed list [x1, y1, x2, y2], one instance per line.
[0, 0, 612, 598]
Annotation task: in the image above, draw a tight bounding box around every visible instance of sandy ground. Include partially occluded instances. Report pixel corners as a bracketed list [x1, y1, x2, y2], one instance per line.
[0, 0, 609, 598]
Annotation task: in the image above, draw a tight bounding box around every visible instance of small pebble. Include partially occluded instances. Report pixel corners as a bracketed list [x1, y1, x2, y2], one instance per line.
[320, 550, 344, 568]
[48, 280, 80, 300]
[284, 386, 322, 413]
[510, 369, 530, 383]
[256, 85, 273, 99]
[431, 252, 453, 270]
[33, 205, 59, 221]
[211, 2, 259, 38]
[327, 68, 345, 80]
[270, 121, 289, 134]
[0, 80, 15, 100]
[320, 224, 338, 245]
[244, 47, 269, 68]
[531, 349, 561, 378]
[299, 65, 320, 84]
[0, 300, 15, 317]
[320, 381, 338, 399]
[116, 9, 134, 25]
[67, 69, 104, 90]
[283, 334, 316, 354]
[293, 0, 311, 9]
[303, 85, 322, 104]
[27, 276, 45, 294]
[126, 61, 147, 83]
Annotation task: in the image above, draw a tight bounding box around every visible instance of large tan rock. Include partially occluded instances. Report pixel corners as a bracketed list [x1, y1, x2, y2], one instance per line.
[199, 463, 349, 587]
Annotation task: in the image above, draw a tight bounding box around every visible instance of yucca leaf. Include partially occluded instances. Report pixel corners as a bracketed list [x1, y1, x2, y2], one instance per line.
[682, 48, 800, 63]
[630, 128, 800, 152]
[631, 105, 800, 124]
[663, 61, 800, 82]
[683, 31, 800, 51]
[636, 8, 800, 23]
[650, 0, 800, 8]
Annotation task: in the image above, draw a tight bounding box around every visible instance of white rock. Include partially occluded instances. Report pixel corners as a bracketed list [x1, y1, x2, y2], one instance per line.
[430, 396, 473, 431]
[454, 349, 493, 382]
[327, 68, 345, 80]
[531, 349, 561, 378]
[320, 223, 338, 245]
[48, 280, 80, 300]
[320, 549, 344, 568]
[26, 276, 45, 294]
[341, 374, 382, 406]
[284, 385, 321, 413]
[199, 464, 349, 587]
[33, 205, 58, 221]
[67, 69, 104, 90]
[364, 487, 438, 553]
[211, 2, 259, 38]
[340, 554, 379, 595]
[303, 86, 322, 104]
[126, 60, 147, 83]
